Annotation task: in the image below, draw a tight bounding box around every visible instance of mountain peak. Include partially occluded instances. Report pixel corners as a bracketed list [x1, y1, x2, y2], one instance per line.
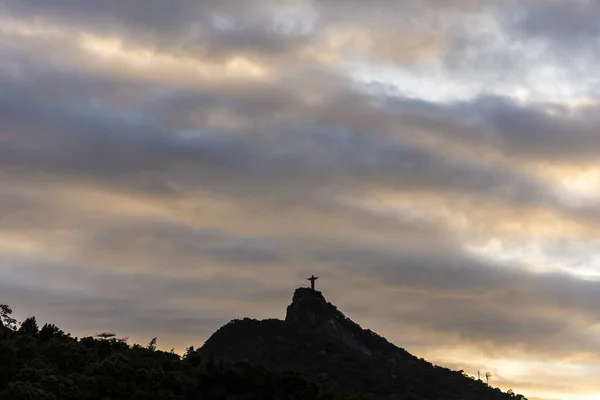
[285, 287, 327, 324]
[201, 287, 524, 400]
[285, 287, 376, 356]
[292, 286, 325, 301]
[285, 287, 348, 329]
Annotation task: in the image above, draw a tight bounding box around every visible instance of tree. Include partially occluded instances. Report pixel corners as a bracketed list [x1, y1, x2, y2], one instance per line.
[96, 332, 116, 340]
[39, 324, 64, 342]
[18, 317, 39, 335]
[1, 381, 57, 400]
[147, 337, 157, 351]
[183, 346, 203, 366]
[0, 304, 17, 330]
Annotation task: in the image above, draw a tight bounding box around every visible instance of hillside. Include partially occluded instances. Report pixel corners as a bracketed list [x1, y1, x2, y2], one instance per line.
[201, 288, 527, 400]
[0, 290, 529, 400]
[0, 304, 371, 400]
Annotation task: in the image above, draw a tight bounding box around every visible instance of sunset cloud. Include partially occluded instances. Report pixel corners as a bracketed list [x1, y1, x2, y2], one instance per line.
[1, 1, 600, 399]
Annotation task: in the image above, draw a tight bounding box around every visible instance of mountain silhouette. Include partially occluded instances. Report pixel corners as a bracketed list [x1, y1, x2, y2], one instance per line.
[201, 287, 526, 400]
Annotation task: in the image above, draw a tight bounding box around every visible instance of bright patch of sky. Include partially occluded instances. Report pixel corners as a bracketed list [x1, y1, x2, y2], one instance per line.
[348, 63, 479, 102]
[347, 60, 596, 106]
[553, 168, 600, 208]
[465, 238, 600, 280]
[345, 7, 596, 106]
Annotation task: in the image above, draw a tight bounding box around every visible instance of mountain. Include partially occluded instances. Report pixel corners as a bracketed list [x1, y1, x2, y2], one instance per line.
[0, 296, 528, 400]
[201, 287, 526, 400]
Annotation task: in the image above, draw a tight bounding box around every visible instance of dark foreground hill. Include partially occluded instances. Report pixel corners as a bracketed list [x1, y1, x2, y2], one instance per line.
[1, 305, 360, 400]
[0, 291, 529, 400]
[200, 288, 527, 400]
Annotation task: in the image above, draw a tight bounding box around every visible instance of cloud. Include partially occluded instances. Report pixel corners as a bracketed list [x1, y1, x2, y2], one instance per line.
[2, 1, 600, 399]
[0, 67, 561, 206]
[507, 1, 600, 48]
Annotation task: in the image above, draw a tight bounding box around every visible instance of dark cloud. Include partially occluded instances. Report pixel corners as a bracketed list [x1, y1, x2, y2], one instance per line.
[2, 0, 316, 64]
[4, 0, 211, 36]
[507, 1, 600, 49]
[328, 242, 600, 359]
[0, 67, 559, 213]
[384, 94, 600, 163]
[80, 222, 288, 271]
[2, 1, 600, 398]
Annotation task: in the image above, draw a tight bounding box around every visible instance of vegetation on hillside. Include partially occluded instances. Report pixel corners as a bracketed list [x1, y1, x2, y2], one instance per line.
[0, 304, 426, 400]
[0, 302, 527, 400]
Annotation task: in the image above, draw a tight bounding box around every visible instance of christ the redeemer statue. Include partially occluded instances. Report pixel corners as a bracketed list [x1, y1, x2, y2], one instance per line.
[307, 275, 318, 290]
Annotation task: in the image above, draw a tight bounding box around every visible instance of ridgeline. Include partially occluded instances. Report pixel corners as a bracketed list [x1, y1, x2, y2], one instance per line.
[0, 289, 528, 400]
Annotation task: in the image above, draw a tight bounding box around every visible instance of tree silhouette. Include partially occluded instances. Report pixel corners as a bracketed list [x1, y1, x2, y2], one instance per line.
[0, 304, 17, 330]
[39, 323, 64, 342]
[96, 332, 116, 340]
[147, 337, 157, 351]
[18, 317, 39, 335]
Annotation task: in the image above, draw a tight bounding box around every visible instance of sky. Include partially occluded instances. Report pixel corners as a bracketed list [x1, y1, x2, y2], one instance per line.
[2, 0, 600, 399]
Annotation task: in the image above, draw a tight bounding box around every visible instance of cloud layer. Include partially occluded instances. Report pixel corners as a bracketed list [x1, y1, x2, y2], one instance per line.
[2, 1, 600, 399]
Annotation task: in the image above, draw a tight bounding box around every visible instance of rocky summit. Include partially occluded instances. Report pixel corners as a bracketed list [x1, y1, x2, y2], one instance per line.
[200, 288, 527, 400]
